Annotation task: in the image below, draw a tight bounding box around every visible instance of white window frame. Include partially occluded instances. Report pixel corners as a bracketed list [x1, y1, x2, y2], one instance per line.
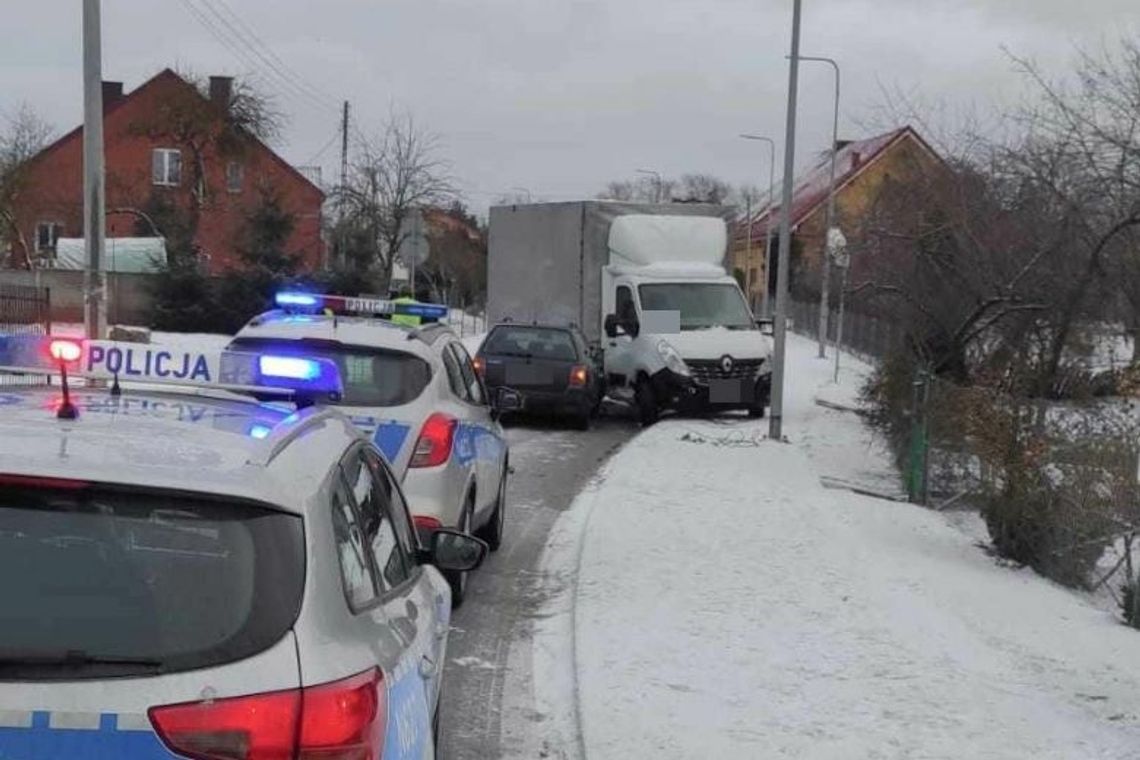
[225, 161, 243, 194]
[152, 148, 182, 187]
[35, 222, 63, 253]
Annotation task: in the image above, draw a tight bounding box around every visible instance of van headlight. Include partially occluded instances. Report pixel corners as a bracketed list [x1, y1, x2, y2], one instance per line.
[656, 339, 690, 377]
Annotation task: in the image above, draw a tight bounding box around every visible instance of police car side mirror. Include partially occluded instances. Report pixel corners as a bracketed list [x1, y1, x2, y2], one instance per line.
[430, 530, 488, 572]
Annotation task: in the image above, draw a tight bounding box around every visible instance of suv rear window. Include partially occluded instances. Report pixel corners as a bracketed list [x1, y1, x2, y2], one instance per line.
[0, 480, 304, 680]
[230, 337, 432, 407]
[484, 326, 579, 362]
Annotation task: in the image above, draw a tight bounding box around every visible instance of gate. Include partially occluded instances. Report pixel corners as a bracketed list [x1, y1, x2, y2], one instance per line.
[0, 283, 52, 386]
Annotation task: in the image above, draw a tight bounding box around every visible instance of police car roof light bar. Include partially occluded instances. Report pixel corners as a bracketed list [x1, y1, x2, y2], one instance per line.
[273, 291, 449, 321]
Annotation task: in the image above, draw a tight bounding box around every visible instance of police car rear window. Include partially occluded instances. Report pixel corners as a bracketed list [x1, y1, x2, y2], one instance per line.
[0, 481, 304, 680]
[229, 338, 432, 407]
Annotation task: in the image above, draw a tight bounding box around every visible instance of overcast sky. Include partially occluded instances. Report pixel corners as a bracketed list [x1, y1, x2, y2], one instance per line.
[3, 0, 1137, 212]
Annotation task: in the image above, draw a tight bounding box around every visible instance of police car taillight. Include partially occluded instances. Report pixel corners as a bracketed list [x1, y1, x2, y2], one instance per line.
[410, 412, 457, 468]
[149, 668, 385, 760]
[472, 356, 485, 376]
[569, 365, 589, 386]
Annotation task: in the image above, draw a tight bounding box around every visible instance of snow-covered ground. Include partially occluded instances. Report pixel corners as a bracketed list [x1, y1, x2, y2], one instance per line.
[521, 333, 1140, 760]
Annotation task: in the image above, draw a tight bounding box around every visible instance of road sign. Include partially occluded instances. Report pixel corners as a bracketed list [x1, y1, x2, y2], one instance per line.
[399, 209, 431, 267]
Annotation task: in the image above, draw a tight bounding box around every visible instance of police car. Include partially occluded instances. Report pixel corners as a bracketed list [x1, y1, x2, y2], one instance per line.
[0, 334, 486, 760]
[227, 293, 519, 606]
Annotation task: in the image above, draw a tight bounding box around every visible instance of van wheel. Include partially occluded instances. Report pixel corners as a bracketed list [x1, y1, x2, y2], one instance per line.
[635, 377, 659, 426]
[445, 495, 475, 608]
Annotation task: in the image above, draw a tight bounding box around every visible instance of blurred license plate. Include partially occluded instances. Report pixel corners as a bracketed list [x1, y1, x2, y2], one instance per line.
[506, 364, 553, 385]
[709, 379, 747, 403]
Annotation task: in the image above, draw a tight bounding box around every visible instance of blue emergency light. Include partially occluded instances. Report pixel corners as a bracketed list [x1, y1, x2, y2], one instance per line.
[247, 423, 273, 440]
[219, 350, 344, 402]
[273, 291, 450, 322]
[275, 292, 319, 308]
[259, 355, 323, 381]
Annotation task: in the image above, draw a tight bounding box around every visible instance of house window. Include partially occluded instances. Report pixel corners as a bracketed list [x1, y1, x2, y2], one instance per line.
[152, 148, 182, 187]
[35, 222, 63, 253]
[226, 161, 243, 193]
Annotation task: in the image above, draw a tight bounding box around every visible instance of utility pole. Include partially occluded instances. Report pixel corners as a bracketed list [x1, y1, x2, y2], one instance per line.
[82, 0, 107, 340]
[338, 100, 350, 268]
[797, 55, 841, 359]
[770, 0, 803, 442]
[744, 193, 753, 302]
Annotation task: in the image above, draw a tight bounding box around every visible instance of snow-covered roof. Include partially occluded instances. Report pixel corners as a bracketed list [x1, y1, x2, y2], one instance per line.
[747, 126, 940, 239]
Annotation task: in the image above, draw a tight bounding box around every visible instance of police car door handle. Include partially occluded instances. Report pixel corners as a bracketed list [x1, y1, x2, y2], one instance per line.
[419, 655, 437, 679]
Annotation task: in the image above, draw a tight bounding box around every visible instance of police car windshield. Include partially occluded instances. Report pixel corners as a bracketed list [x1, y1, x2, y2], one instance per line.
[0, 481, 303, 680]
[229, 338, 432, 407]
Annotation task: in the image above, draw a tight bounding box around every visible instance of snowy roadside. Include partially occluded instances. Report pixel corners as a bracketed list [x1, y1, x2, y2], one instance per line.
[525, 333, 1140, 759]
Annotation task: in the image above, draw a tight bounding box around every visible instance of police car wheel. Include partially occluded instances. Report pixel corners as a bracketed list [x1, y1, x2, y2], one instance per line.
[476, 466, 507, 552]
[445, 497, 474, 608]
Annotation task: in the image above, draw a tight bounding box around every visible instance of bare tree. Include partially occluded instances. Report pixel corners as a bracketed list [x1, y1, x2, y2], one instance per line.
[1001, 43, 1140, 386]
[0, 105, 53, 267]
[337, 112, 454, 291]
[675, 173, 733, 204]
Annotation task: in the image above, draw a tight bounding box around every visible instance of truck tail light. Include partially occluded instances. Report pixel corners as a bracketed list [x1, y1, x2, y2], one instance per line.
[410, 413, 458, 468]
[149, 669, 385, 760]
[569, 365, 589, 387]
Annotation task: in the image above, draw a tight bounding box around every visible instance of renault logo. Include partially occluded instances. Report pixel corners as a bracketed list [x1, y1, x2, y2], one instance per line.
[720, 355, 734, 374]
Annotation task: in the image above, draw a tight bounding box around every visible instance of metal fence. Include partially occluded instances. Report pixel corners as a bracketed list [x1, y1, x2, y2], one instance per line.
[0, 283, 52, 387]
[0, 283, 51, 335]
[788, 298, 905, 363]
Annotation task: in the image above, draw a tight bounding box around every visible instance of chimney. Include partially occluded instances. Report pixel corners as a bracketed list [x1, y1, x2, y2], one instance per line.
[209, 76, 234, 107]
[102, 81, 124, 106]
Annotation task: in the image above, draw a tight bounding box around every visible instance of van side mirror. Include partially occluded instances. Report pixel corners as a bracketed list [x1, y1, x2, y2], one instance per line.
[756, 318, 775, 336]
[604, 314, 621, 338]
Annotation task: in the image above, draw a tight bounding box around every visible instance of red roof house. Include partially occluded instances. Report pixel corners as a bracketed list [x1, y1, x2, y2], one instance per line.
[731, 126, 946, 305]
[8, 69, 325, 272]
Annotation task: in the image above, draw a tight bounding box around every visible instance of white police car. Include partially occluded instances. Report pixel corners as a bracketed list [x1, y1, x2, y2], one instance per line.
[227, 293, 518, 606]
[0, 334, 486, 760]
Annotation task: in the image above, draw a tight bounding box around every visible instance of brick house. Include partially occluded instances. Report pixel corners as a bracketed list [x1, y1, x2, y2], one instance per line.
[731, 126, 946, 307]
[9, 69, 324, 272]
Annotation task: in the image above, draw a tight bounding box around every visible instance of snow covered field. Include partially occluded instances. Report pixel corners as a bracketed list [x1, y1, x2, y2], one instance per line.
[525, 334, 1140, 759]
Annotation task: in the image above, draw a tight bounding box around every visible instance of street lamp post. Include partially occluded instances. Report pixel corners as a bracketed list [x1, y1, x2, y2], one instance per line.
[796, 54, 841, 359]
[770, 0, 804, 442]
[636, 168, 664, 203]
[739, 134, 777, 318]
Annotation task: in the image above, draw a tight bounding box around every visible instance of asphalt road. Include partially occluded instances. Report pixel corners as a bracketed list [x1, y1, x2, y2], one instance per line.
[438, 413, 635, 760]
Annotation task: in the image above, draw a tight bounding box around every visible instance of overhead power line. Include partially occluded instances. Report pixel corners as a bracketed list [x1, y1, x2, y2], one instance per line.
[174, 0, 339, 116]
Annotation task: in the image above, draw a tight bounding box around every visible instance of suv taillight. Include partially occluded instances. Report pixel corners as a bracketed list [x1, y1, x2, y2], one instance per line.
[569, 365, 589, 386]
[149, 669, 385, 760]
[410, 413, 458, 468]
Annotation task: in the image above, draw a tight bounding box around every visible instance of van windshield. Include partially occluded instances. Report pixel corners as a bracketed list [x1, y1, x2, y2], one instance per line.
[637, 283, 755, 331]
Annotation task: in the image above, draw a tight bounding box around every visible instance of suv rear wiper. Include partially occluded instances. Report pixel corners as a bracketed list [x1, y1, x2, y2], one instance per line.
[0, 649, 165, 670]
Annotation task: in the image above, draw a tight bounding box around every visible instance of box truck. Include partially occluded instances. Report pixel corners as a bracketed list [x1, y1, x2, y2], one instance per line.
[487, 201, 771, 424]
